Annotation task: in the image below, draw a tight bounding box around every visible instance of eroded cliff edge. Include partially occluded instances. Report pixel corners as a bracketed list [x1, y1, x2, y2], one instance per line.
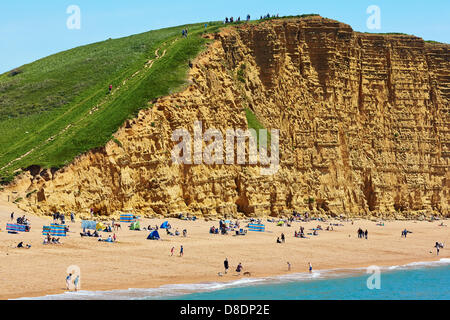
[7, 16, 449, 219]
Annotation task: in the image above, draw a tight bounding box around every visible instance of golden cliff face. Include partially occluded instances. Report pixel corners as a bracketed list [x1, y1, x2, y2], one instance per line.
[9, 16, 450, 219]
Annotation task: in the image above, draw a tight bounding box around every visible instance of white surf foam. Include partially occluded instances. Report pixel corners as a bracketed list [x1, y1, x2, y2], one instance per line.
[15, 258, 450, 300]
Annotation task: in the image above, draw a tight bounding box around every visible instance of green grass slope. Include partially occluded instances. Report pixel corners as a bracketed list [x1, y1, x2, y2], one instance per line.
[0, 22, 222, 184]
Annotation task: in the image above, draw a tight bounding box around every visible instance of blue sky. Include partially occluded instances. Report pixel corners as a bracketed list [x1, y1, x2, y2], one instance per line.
[1, 0, 449, 73]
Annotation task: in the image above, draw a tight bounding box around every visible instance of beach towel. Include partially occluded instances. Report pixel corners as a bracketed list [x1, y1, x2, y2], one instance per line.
[81, 220, 97, 230]
[6, 223, 29, 232]
[277, 221, 284, 226]
[248, 223, 265, 232]
[120, 214, 136, 223]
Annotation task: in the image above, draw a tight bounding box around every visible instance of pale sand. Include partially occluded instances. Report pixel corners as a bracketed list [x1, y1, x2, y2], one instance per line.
[0, 199, 448, 300]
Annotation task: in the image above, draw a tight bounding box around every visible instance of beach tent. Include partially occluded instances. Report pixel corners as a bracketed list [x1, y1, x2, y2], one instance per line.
[7, 223, 29, 233]
[130, 221, 140, 230]
[160, 221, 169, 229]
[248, 223, 265, 232]
[96, 222, 106, 231]
[81, 220, 97, 230]
[147, 230, 160, 240]
[120, 214, 136, 223]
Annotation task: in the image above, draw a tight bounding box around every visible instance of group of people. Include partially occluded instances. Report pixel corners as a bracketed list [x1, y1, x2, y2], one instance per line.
[167, 228, 187, 237]
[294, 226, 306, 238]
[12, 213, 30, 226]
[181, 28, 189, 38]
[66, 273, 80, 291]
[276, 233, 286, 243]
[223, 258, 243, 274]
[52, 212, 66, 224]
[357, 228, 368, 239]
[224, 14, 252, 24]
[260, 13, 279, 20]
[43, 233, 61, 245]
[170, 245, 184, 257]
[98, 234, 116, 243]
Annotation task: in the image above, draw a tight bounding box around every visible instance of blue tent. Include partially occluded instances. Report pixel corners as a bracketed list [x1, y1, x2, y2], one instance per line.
[147, 230, 160, 240]
[160, 221, 169, 229]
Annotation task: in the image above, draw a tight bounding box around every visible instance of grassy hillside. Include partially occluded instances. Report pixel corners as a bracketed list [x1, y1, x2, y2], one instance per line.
[0, 22, 222, 184]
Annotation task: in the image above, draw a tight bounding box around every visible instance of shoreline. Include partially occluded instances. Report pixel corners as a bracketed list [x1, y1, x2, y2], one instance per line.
[14, 258, 450, 300]
[1, 198, 449, 300]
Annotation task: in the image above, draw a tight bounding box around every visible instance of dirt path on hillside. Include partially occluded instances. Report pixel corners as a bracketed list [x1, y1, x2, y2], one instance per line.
[0, 38, 180, 173]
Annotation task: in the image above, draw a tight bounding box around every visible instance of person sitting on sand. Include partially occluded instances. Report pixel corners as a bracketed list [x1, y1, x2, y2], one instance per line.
[313, 230, 318, 236]
[175, 229, 180, 236]
[236, 263, 243, 274]
[183, 229, 187, 237]
[17, 242, 31, 249]
[277, 237, 282, 243]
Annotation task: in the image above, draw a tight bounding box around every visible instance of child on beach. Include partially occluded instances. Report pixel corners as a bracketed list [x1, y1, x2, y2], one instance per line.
[66, 274, 72, 290]
[171, 247, 174, 256]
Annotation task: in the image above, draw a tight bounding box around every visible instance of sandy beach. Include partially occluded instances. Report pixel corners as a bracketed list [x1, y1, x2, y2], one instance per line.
[0, 197, 448, 300]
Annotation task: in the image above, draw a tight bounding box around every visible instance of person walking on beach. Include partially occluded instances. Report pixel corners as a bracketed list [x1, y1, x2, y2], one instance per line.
[435, 242, 440, 256]
[66, 273, 72, 290]
[179, 245, 184, 257]
[74, 275, 80, 291]
[364, 230, 368, 240]
[70, 212, 75, 223]
[287, 262, 291, 271]
[171, 247, 175, 256]
[224, 258, 229, 274]
[309, 262, 313, 273]
[10, 212, 14, 222]
[281, 233, 285, 243]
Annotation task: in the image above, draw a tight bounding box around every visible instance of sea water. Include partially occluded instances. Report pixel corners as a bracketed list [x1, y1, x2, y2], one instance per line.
[17, 259, 450, 300]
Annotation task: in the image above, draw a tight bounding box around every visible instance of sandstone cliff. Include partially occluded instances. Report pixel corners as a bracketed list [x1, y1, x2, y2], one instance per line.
[7, 16, 449, 219]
